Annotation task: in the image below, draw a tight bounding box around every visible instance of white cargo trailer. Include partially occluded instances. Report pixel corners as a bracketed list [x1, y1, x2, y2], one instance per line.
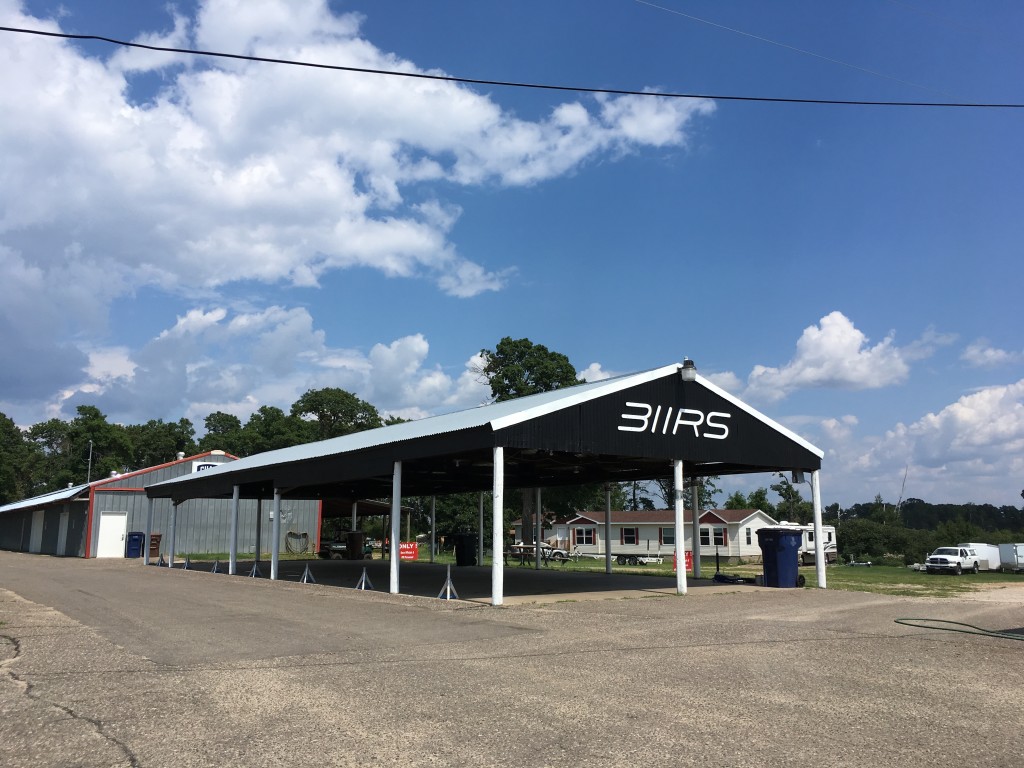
[957, 542, 1001, 571]
[998, 543, 1024, 573]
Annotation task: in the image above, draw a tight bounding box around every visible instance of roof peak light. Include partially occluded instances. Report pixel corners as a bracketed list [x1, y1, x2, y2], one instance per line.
[680, 358, 697, 382]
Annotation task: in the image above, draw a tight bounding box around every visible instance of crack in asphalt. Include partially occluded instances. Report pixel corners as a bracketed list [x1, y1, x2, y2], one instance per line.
[0, 632, 142, 768]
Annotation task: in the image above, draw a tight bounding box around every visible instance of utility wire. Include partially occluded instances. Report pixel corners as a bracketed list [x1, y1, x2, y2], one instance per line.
[633, 0, 949, 97]
[1, 25, 1022, 109]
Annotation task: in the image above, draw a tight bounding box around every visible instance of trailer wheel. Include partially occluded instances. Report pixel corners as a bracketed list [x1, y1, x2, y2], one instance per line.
[628, 556, 640, 566]
[616, 555, 627, 565]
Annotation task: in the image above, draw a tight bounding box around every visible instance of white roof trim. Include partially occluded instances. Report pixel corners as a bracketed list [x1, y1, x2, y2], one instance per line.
[697, 375, 824, 459]
[488, 364, 678, 431]
[0, 483, 89, 514]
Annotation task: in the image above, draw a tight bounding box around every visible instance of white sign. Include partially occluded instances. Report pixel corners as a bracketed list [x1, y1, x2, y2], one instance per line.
[617, 402, 731, 440]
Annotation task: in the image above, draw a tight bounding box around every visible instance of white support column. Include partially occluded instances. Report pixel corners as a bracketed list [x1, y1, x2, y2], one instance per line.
[478, 492, 485, 565]
[143, 497, 154, 565]
[604, 485, 613, 574]
[491, 447, 505, 606]
[351, 501, 358, 531]
[429, 496, 436, 563]
[812, 470, 826, 589]
[534, 487, 542, 570]
[674, 460, 688, 595]
[229, 485, 240, 575]
[270, 488, 282, 580]
[390, 462, 402, 594]
[168, 502, 178, 567]
[692, 478, 702, 579]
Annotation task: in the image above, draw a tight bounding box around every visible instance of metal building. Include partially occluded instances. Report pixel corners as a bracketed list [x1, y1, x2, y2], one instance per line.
[146, 360, 828, 604]
[0, 451, 322, 560]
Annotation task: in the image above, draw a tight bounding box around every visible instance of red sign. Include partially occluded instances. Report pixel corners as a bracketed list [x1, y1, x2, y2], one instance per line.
[399, 542, 419, 561]
[672, 551, 694, 572]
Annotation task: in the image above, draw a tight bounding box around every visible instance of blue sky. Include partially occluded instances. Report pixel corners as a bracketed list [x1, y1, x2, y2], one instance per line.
[1, 0, 1022, 509]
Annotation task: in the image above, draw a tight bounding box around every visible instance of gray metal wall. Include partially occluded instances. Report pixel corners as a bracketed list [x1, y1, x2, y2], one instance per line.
[92, 491, 321, 558]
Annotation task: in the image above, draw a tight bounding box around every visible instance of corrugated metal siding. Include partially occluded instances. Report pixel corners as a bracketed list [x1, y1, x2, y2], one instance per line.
[0, 510, 31, 551]
[101, 457, 235, 490]
[91, 490, 320, 558]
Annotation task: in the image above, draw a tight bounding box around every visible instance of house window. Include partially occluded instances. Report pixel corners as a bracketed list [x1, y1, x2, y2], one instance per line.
[660, 527, 675, 546]
[745, 527, 752, 546]
[713, 527, 727, 546]
[699, 527, 710, 546]
[621, 527, 639, 545]
[576, 527, 595, 546]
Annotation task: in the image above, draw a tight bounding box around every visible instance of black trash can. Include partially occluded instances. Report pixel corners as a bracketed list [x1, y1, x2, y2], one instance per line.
[453, 532, 477, 566]
[346, 530, 367, 560]
[125, 531, 146, 558]
[757, 527, 803, 588]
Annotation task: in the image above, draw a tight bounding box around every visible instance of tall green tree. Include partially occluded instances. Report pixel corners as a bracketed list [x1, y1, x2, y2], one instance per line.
[198, 411, 246, 455]
[0, 413, 36, 504]
[479, 337, 581, 402]
[479, 336, 581, 543]
[239, 406, 310, 455]
[126, 418, 196, 468]
[290, 387, 383, 440]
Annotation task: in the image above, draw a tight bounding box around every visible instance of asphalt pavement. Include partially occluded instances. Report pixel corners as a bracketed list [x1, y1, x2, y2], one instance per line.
[1, 550, 1022, 767]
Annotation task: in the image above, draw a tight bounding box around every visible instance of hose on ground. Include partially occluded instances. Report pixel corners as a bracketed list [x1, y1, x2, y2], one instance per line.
[895, 618, 1024, 642]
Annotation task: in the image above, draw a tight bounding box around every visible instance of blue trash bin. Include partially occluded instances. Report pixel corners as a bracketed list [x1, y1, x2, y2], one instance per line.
[757, 527, 802, 588]
[125, 531, 146, 558]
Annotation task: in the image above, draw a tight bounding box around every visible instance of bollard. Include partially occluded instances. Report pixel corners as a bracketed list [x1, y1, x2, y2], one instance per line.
[300, 563, 316, 584]
[437, 564, 459, 600]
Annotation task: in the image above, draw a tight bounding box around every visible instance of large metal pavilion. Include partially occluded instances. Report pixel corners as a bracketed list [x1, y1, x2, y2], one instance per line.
[146, 360, 826, 605]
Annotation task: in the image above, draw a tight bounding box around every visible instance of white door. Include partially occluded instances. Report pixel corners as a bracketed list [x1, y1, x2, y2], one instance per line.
[96, 512, 128, 558]
[57, 511, 69, 556]
[29, 510, 44, 553]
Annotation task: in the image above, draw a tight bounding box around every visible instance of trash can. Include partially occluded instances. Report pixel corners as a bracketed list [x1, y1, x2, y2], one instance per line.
[148, 533, 163, 560]
[453, 532, 477, 566]
[125, 531, 146, 558]
[346, 530, 367, 560]
[757, 527, 803, 588]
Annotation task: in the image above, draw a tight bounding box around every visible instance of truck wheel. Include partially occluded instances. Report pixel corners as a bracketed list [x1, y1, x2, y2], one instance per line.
[972, 562, 979, 574]
[955, 563, 962, 575]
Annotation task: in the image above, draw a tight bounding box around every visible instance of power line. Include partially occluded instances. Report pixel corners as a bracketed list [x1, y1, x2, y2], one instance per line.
[1, 25, 1022, 109]
[633, 0, 949, 97]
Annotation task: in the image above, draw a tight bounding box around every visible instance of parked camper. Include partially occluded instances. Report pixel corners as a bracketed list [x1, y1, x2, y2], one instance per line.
[957, 542, 1001, 571]
[779, 522, 838, 565]
[998, 543, 1024, 573]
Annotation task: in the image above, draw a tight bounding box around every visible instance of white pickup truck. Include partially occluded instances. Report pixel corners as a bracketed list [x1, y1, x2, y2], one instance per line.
[925, 546, 980, 575]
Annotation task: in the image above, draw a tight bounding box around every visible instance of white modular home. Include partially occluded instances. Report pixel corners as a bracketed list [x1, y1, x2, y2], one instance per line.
[515, 508, 779, 562]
